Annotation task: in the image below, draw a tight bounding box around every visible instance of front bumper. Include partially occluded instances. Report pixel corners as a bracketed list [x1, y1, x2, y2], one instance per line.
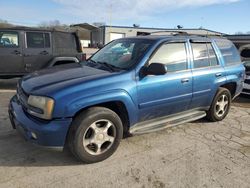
[9, 95, 72, 148]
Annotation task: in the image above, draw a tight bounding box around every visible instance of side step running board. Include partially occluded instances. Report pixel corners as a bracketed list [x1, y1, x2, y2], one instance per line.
[129, 111, 206, 135]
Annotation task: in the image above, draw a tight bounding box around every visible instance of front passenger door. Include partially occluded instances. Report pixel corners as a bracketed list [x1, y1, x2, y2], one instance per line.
[0, 30, 24, 74]
[137, 42, 193, 122]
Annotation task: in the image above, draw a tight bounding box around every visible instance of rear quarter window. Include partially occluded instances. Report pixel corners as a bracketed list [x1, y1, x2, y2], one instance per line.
[214, 39, 241, 65]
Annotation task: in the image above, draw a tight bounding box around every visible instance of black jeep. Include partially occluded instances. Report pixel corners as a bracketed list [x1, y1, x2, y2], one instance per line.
[0, 27, 83, 78]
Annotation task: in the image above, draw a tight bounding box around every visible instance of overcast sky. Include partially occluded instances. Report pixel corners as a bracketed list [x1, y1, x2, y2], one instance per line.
[1, 0, 249, 34]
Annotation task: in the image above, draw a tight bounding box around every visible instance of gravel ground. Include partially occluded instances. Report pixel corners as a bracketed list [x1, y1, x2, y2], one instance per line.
[0, 86, 249, 188]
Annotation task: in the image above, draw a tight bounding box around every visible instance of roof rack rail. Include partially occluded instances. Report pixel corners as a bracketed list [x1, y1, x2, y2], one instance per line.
[149, 30, 223, 37]
[150, 30, 189, 35]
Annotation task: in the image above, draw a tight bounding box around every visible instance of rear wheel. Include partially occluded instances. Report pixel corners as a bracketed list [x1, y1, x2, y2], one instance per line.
[67, 107, 123, 163]
[206, 88, 231, 122]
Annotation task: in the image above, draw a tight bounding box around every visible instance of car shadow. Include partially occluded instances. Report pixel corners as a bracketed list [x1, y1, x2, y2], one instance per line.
[0, 78, 20, 90]
[232, 95, 250, 108]
[0, 131, 86, 167]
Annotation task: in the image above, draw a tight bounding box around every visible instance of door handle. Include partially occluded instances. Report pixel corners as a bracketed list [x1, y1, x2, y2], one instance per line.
[215, 73, 222, 77]
[181, 78, 189, 83]
[40, 50, 49, 55]
[11, 50, 21, 55]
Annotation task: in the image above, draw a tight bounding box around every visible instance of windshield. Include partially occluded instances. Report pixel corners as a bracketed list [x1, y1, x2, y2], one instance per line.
[89, 39, 154, 70]
[244, 61, 250, 67]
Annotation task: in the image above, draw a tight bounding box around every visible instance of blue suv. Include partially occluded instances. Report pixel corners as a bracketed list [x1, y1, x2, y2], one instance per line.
[9, 35, 245, 163]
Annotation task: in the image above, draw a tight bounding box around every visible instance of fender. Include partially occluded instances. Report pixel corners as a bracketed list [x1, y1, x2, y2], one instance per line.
[48, 57, 79, 67]
[63, 89, 138, 126]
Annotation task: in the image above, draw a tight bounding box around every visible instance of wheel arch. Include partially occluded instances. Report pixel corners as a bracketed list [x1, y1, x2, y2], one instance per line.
[219, 82, 237, 98]
[72, 101, 131, 137]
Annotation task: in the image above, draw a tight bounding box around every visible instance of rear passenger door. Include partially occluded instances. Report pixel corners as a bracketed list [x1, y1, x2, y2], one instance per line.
[189, 40, 226, 109]
[0, 30, 24, 74]
[23, 32, 52, 72]
[137, 41, 193, 121]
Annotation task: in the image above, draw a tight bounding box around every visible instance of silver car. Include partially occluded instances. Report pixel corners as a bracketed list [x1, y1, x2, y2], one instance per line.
[242, 61, 250, 95]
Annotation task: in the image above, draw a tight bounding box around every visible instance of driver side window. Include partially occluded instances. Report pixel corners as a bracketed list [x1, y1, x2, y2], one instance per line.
[0, 31, 19, 47]
[149, 43, 188, 72]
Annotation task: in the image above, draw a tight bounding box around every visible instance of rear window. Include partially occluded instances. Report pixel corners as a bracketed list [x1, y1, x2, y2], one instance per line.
[26, 32, 50, 48]
[53, 32, 78, 54]
[214, 39, 241, 65]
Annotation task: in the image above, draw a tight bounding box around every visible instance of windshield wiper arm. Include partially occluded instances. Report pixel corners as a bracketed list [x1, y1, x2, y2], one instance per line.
[97, 61, 119, 72]
[88, 59, 98, 64]
[88, 60, 123, 72]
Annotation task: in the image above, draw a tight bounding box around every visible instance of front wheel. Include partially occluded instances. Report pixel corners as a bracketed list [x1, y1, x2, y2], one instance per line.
[206, 87, 232, 122]
[67, 107, 123, 163]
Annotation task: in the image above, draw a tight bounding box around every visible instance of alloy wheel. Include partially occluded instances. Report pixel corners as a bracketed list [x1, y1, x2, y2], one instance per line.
[83, 119, 116, 155]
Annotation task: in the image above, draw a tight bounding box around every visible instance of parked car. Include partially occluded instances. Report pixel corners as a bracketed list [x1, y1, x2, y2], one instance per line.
[0, 27, 83, 78]
[9, 35, 245, 163]
[242, 61, 250, 95]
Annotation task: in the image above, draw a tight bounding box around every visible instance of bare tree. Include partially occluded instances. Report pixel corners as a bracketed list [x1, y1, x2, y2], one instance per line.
[39, 20, 62, 27]
[0, 19, 13, 27]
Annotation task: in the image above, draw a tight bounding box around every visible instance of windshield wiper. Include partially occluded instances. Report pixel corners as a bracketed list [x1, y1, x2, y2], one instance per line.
[88, 59, 123, 72]
[97, 61, 121, 72]
[88, 59, 98, 64]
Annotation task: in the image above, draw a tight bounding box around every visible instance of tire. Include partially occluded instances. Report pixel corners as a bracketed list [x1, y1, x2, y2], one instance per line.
[206, 87, 232, 122]
[67, 107, 123, 163]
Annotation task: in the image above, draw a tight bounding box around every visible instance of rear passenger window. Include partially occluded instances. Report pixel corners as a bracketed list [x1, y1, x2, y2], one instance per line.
[26, 32, 50, 48]
[191, 43, 219, 68]
[149, 43, 188, 72]
[192, 43, 210, 68]
[214, 39, 241, 65]
[207, 44, 219, 66]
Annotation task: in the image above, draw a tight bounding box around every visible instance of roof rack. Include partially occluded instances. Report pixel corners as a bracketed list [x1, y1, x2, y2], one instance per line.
[150, 30, 188, 35]
[149, 30, 223, 37]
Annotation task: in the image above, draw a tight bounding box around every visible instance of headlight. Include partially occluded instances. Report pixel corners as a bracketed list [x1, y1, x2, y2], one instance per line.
[27, 95, 55, 120]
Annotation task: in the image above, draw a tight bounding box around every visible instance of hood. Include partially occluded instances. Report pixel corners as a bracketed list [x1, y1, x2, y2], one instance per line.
[21, 63, 112, 94]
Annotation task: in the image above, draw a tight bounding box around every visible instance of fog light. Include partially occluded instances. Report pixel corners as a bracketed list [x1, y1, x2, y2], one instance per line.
[31, 132, 37, 139]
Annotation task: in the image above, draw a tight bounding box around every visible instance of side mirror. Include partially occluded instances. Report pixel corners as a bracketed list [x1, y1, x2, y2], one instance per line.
[144, 63, 167, 75]
[97, 44, 104, 49]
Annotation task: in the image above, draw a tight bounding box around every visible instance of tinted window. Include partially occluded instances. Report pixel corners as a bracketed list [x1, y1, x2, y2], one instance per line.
[207, 44, 219, 66]
[214, 39, 241, 65]
[44, 33, 50, 48]
[0, 31, 18, 47]
[26, 32, 50, 48]
[241, 49, 250, 58]
[192, 43, 210, 68]
[149, 43, 188, 72]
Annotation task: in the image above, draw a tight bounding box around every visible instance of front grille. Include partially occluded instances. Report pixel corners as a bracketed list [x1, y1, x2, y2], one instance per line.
[17, 82, 29, 109]
[245, 79, 250, 85]
[242, 88, 250, 94]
